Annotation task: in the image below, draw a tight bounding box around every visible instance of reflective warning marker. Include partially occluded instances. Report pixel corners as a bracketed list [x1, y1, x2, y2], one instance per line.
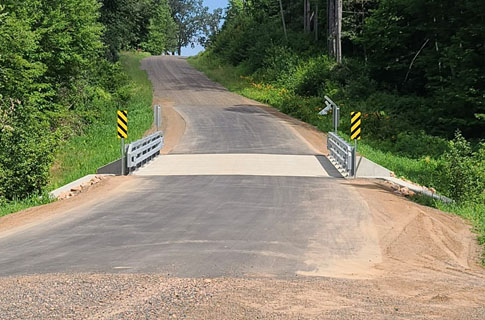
[117, 110, 128, 139]
[350, 112, 361, 140]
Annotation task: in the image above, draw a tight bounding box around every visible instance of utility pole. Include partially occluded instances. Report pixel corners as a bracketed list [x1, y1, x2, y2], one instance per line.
[327, 0, 342, 63]
[278, 0, 288, 42]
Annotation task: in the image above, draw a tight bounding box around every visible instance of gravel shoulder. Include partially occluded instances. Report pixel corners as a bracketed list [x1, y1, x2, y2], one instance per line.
[0, 272, 483, 319]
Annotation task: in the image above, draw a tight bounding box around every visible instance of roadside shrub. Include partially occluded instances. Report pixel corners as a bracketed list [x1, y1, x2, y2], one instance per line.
[355, 92, 431, 139]
[291, 55, 337, 97]
[280, 95, 323, 126]
[259, 45, 300, 83]
[0, 98, 56, 201]
[439, 131, 485, 202]
[392, 131, 448, 158]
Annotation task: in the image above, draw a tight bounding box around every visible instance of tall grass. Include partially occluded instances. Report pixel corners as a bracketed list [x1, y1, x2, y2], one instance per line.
[0, 193, 53, 217]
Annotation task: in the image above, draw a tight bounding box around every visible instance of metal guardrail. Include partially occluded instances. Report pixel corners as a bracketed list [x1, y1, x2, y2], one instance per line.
[126, 131, 164, 173]
[327, 132, 354, 177]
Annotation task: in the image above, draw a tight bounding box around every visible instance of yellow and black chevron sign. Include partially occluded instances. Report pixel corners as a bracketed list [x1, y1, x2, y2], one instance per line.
[350, 112, 361, 140]
[117, 110, 128, 139]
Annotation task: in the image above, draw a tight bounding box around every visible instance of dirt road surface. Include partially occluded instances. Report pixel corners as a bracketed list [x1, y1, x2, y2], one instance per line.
[0, 56, 484, 319]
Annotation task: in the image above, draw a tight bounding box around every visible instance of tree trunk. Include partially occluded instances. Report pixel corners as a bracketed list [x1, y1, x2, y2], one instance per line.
[278, 0, 288, 42]
[307, 0, 311, 32]
[314, 2, 319, 41]
[328, 0, 335, 56]
[304, 0, 311, 33]
[178, 46, 181, 56]
[304, 0, 307, 32]
[327, 0, 342, 63]
[336, 0, 342, 63]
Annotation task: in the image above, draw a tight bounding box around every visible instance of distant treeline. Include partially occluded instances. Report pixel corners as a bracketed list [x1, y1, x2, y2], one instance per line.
[0, 0, 220, 203]
[101, 0, 222, 59]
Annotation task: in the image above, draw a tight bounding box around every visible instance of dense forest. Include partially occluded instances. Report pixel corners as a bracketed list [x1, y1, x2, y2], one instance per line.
[0, 0, 220, 206]
[208, 0, 484, 138]
[192, 0, 484, 232]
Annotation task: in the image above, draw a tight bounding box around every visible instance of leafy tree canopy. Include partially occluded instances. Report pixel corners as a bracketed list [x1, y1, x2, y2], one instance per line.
[142, 0, 179, 55]
[168, 0, 223, 54]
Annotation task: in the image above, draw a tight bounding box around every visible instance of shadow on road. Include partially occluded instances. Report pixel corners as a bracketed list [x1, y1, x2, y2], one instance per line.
[315, 156, 343, 178]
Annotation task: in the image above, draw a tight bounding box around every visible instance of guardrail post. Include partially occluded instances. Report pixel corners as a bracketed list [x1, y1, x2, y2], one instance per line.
[154, 105, 161, 131]
[353, 140, 357, 178]
[334, 105, 340, 133]
[121, 138, 125, 176]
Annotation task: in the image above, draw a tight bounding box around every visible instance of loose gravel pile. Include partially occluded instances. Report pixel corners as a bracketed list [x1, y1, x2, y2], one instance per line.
[1, 273, 484, 319]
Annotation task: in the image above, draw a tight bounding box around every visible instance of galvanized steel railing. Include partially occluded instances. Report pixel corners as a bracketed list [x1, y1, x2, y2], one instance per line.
[126, 131, 164, 173]
[327, 132, 354, 177]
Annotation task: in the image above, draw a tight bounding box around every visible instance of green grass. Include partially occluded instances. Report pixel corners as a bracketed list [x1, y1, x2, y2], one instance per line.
[188, 52, 485, 263]
[48, 51, 153, 189]
[0, 193, 53, 217]
[0, 51, 153, 217]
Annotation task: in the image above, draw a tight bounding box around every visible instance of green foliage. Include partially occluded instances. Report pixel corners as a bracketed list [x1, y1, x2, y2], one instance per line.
[34, 0, 104, 89]
[358, 0, 485, 137]
[210, 0, 485, 138]
[0, 0, 106, 202]
[142, 0, 178, 55]
[0, 1, 151, 209]
[258, 45, 300, 83]
[0, 192, 53, 218]
[99, 0, 221, 57]
[0, 4, 50, 104]
[100, 0, 155, 58]
[49, 52, 153, 189]
[0, 99, 56, 200]
[438, 132, 485, 203]
[169, 0, 222, 54]
[290, 55, 338, 97]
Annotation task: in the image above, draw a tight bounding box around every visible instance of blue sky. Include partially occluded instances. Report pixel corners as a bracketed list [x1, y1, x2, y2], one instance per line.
[181, 0, 229, 56]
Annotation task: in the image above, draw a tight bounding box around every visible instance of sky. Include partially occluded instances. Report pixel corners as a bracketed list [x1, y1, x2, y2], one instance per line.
[181, 0, 229, 56]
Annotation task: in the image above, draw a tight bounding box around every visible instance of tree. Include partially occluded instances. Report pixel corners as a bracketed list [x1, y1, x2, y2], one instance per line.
[142, 0, 178, 55]
[0, 0, 114, 201]
[34, 0, 104, 93]
[0, 3, 47, 103]
[358, 0, 485, 136]
[100, 0, 155, 60]
[168, 0, 222, 55]
[0, 3, 55, 200]
[327, 0, 342, 63]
